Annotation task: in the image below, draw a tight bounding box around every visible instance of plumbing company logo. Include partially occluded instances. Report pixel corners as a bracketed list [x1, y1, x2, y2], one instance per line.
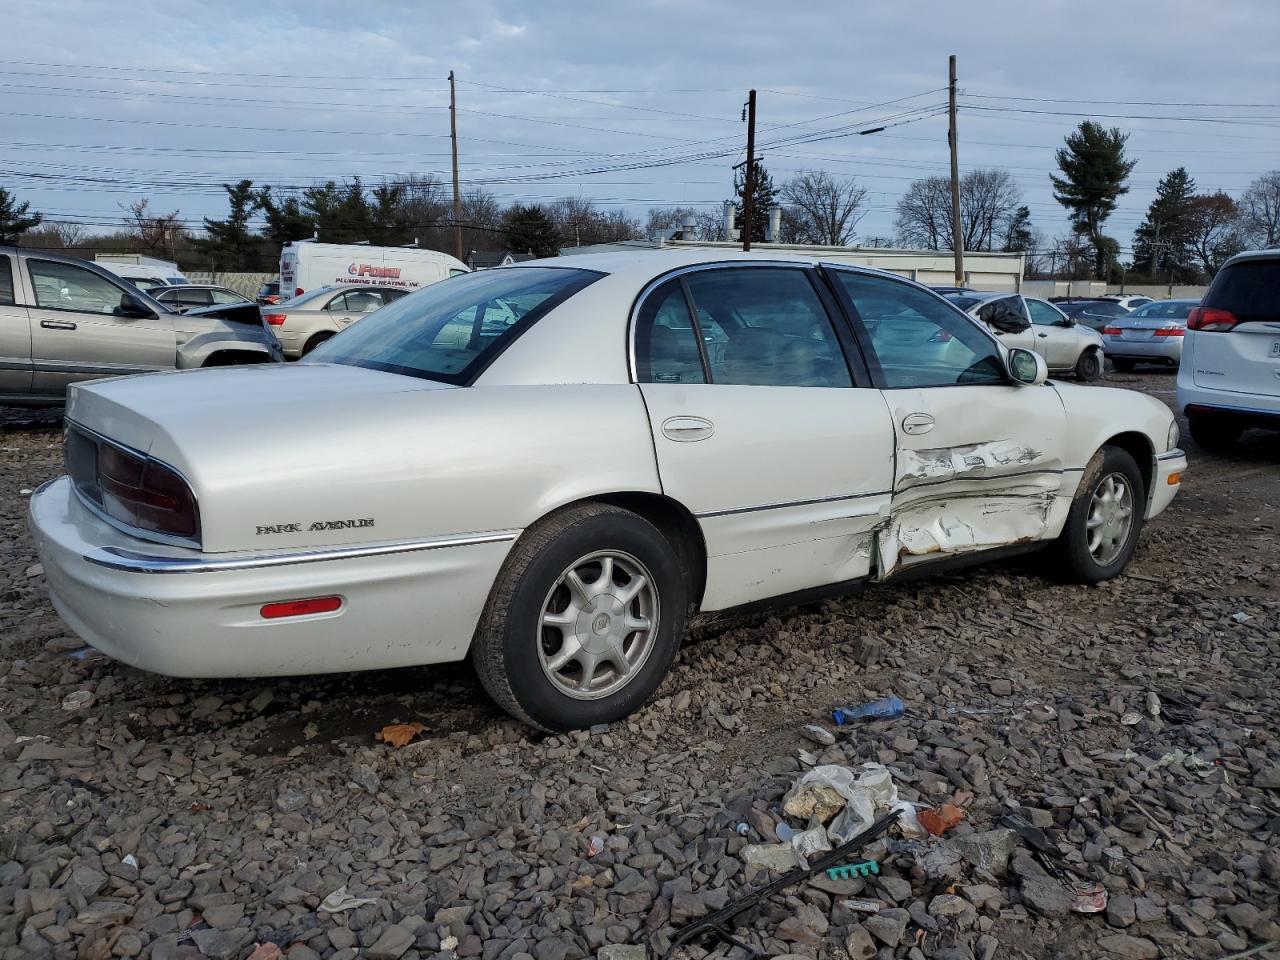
[346, 263, 402, 279]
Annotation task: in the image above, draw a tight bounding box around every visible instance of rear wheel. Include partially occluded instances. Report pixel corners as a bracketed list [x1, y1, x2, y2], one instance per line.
[1051, 446, 1145, 584]
[1188, 412, 1244, 451]
[472, 503, 687, 731]
[1110, 358, 1136, 373]
[1075, 348, 1103, 381]
[302, 332, 334, 355]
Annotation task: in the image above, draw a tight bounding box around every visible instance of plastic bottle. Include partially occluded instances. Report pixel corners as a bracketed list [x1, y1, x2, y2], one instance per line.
[831, 696, 905, 726]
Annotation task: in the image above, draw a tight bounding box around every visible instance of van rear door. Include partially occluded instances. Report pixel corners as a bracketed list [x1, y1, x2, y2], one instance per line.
[1189, 258, 1280, 398]
[280, 245, 299, 297]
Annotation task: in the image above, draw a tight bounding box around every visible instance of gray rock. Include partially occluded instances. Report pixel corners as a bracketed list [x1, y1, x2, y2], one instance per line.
[365, 924, 415, 960]
[1096, 935, 1159, 959]
[597, 948, 646, 960]
[863, 909, 909, 947]
[76, 901, 135, 924]
[189, 928, 250, 960]
[844, 925, 877, 960]
[929, 894, 968, 918]
[275, 788, 307, 813]
[1106, 894, 1136, 928]
[952, 829, 1018, 877]
[740, 843, 798, 872]
[1021, 876, 1071, 917]
[201, 904, 244, 930]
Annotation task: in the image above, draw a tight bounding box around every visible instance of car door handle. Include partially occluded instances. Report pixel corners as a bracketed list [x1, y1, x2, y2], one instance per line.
[40, 320, 77, 331]
[901, 412, 935, 435]
[1037, 332, 1048, 338]
[661, 416, 715, 442]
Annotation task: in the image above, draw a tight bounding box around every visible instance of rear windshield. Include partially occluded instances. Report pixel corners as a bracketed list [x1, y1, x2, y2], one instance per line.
[1131, 301, 1195, 320]
[947, 295, 980, 310]
[303, 267, 602, 385]
[1205, 259, 1280, 322]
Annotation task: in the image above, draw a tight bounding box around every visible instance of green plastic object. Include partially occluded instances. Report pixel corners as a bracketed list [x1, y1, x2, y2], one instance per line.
[824, 859, 880, 880]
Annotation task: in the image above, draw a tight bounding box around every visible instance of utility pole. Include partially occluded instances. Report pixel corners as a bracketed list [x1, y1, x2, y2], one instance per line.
[742, 89, 757, 252]
[449, 70, 463, 262]
[947, 55, 965, 286]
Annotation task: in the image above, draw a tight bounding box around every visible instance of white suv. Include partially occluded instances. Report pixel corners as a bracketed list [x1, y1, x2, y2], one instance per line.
[1177, 250, 1280, 448]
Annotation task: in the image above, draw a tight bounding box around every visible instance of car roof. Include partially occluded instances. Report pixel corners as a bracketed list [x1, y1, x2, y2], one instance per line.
[944, 291, 1014, 304]
[507, 249, 908, 286]
[157, 284, 236, 291]
[1221, 248, 1280, 267]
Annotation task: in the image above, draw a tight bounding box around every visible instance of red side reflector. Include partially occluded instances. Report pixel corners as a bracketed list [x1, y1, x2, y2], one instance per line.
[260, 596, 342, 619]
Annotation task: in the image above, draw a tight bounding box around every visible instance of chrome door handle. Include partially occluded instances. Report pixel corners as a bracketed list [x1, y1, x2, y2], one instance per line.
[1037, 332, 1048, 338]
[901, 412, 935, 435]
[661, 416, 715, 442]
[40, 320, 77, 331]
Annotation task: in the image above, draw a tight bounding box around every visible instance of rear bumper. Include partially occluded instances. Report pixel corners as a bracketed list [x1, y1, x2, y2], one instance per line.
[1176, 366, 1280, 423]
[28, 476, 517, 677]
[1148, 449, 1186, 520]
[1103, 336, 1182, 363]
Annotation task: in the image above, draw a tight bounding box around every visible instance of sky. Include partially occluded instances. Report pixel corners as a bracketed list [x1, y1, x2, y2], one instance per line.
[4, 0, 1279, 257]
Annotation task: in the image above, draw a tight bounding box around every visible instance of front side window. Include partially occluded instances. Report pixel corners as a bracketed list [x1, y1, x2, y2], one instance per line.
[1026, 299, 1065, 326]
[682, 267, 852, 387]
[30, 260, 129, 315]
[635, 279, 705, 384]
[833, 271, 1005, 388]
[304, 266, 601, 384]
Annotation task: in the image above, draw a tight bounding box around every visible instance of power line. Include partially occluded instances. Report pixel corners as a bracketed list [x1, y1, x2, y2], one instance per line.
[966, 93, 1280, 109]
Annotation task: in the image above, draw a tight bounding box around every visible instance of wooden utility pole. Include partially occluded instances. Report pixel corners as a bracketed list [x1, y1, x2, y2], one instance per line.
[947, 55, 964, 286]
[742, 89, 757, 252]
[449, 71, 463, 262]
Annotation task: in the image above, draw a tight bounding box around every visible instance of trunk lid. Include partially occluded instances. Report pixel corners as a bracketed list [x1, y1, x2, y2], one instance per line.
[1190, 258, 1280, 395]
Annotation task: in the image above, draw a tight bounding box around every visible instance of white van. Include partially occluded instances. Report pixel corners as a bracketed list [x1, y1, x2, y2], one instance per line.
[94, 253, 188, 292]
[279, 241, 468, 299]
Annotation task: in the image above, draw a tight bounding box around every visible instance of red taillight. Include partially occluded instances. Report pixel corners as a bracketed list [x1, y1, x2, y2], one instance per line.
[1187, 306, 1237, 331]
[260, 596, 342, 620]
[91, 439, 199, 539]
[295, 287, 304, 296]
[1154, 327, 1185, 337]
[1102, 326, 1122, 336]
[263, 313, 287, 326]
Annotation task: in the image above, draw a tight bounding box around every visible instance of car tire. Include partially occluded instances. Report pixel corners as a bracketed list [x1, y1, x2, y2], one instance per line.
[1075, 348, 1103, 381]
[302, 332, 333, 355]
[1188, 412, 1244, 451]
[1050, 445, 1145, 584]
[1111, 358, 1136, 373]
[472, 503, 687, 731]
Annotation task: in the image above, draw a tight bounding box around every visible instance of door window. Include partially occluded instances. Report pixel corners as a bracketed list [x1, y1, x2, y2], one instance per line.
[210, 288, 247, 304]
[683, 268, 851, 387]
[1026, 299, 1065, 326]
[29, 260, 129, 315]
[634, 279, 705, 384]
[832, 271, 1006, 388]
[170, 289, 213, 309]
[0, 256, 13, 305]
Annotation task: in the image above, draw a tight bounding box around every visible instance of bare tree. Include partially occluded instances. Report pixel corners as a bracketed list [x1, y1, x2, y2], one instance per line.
[895, 168, 1024, 252]
[458, 189, 503, 256]
[51, 221, 88, 248]
[777, 169, 867, 245]
[121, 199, 184, 256]
[1238, 170, 1280, 249]
[1187, 192, 1243, 278]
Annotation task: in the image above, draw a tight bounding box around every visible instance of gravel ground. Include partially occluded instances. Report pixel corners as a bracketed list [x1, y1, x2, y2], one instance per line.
[0, 371, 1277, 960]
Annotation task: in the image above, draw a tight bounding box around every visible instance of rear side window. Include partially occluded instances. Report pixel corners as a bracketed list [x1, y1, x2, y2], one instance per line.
[635, 279, 705, 384]
[1205, 260, 1280, 322]
[0, 256, 13, 305]
[304, 267, 601, 384]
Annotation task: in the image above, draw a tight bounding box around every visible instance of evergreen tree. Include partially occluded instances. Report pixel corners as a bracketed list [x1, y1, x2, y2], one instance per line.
[257, 188, 314, 247]
[734, 159, 777, 243]
[193, 180, 262, 270]
[0, 186, 43, 243]
[1050, 121, 1136, 278]
[1002, 205, 1034, 252]
[1132, 168, 1197, 281]
[370, 182, 413, 245]
[502, 205, 561, 258]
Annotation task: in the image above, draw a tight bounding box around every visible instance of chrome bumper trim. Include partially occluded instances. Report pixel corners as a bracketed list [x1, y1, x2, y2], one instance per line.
[83, 529, 521, 574]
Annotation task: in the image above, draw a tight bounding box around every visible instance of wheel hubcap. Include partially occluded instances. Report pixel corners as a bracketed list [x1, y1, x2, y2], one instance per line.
[537, 550, 659, 701]
[1086, 472, 1134, 565]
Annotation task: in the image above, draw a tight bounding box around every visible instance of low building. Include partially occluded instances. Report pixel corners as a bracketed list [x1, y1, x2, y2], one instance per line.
[468, 250, 538, 270]
[556, 238, 1024, 291]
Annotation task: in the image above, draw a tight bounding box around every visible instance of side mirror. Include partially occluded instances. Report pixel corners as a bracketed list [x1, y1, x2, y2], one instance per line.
[114, 292, 154, 319]
[1008, 348, 1048, 386]
[1058, 317, 1075, 327]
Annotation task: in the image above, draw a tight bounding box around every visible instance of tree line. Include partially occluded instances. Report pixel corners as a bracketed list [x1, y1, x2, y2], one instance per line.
[2, 118, 1279, 281]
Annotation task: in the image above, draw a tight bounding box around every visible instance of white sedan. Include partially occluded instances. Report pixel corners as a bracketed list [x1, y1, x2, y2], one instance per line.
[946, 292, 1107, 380]
[29, 252, 1187, 731]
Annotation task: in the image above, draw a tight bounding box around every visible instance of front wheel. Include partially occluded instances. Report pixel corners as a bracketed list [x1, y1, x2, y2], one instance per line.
[472, 503, 687, 731]
[1050, 446, 1145, 584]
[1075, 348, 1103, 381]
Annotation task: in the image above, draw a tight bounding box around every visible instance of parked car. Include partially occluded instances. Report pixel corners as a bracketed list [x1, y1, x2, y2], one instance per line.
[0, 246, 281, 405]
[264, 285, 413, 358]
[1101, 294, 1154, 310]
[152, 284, 253, 314]
[1177, 250, 1280, 448]
[1056, 299, 1133, 332]
[945, 292, 1105, 380]
[257, 281, 282, 306]
[28, 252, 1186, 730]
[1101, 299, 1198, 371]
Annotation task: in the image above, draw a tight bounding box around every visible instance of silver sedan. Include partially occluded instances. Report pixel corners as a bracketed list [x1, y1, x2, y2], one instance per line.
[1102, 299, 1198, 371]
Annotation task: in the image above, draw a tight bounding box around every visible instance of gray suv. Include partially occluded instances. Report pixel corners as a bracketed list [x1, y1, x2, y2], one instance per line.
[0, 247, 282, 406]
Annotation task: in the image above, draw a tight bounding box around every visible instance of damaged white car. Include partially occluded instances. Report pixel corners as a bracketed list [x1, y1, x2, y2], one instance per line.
[29, 252, 1186, 730]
